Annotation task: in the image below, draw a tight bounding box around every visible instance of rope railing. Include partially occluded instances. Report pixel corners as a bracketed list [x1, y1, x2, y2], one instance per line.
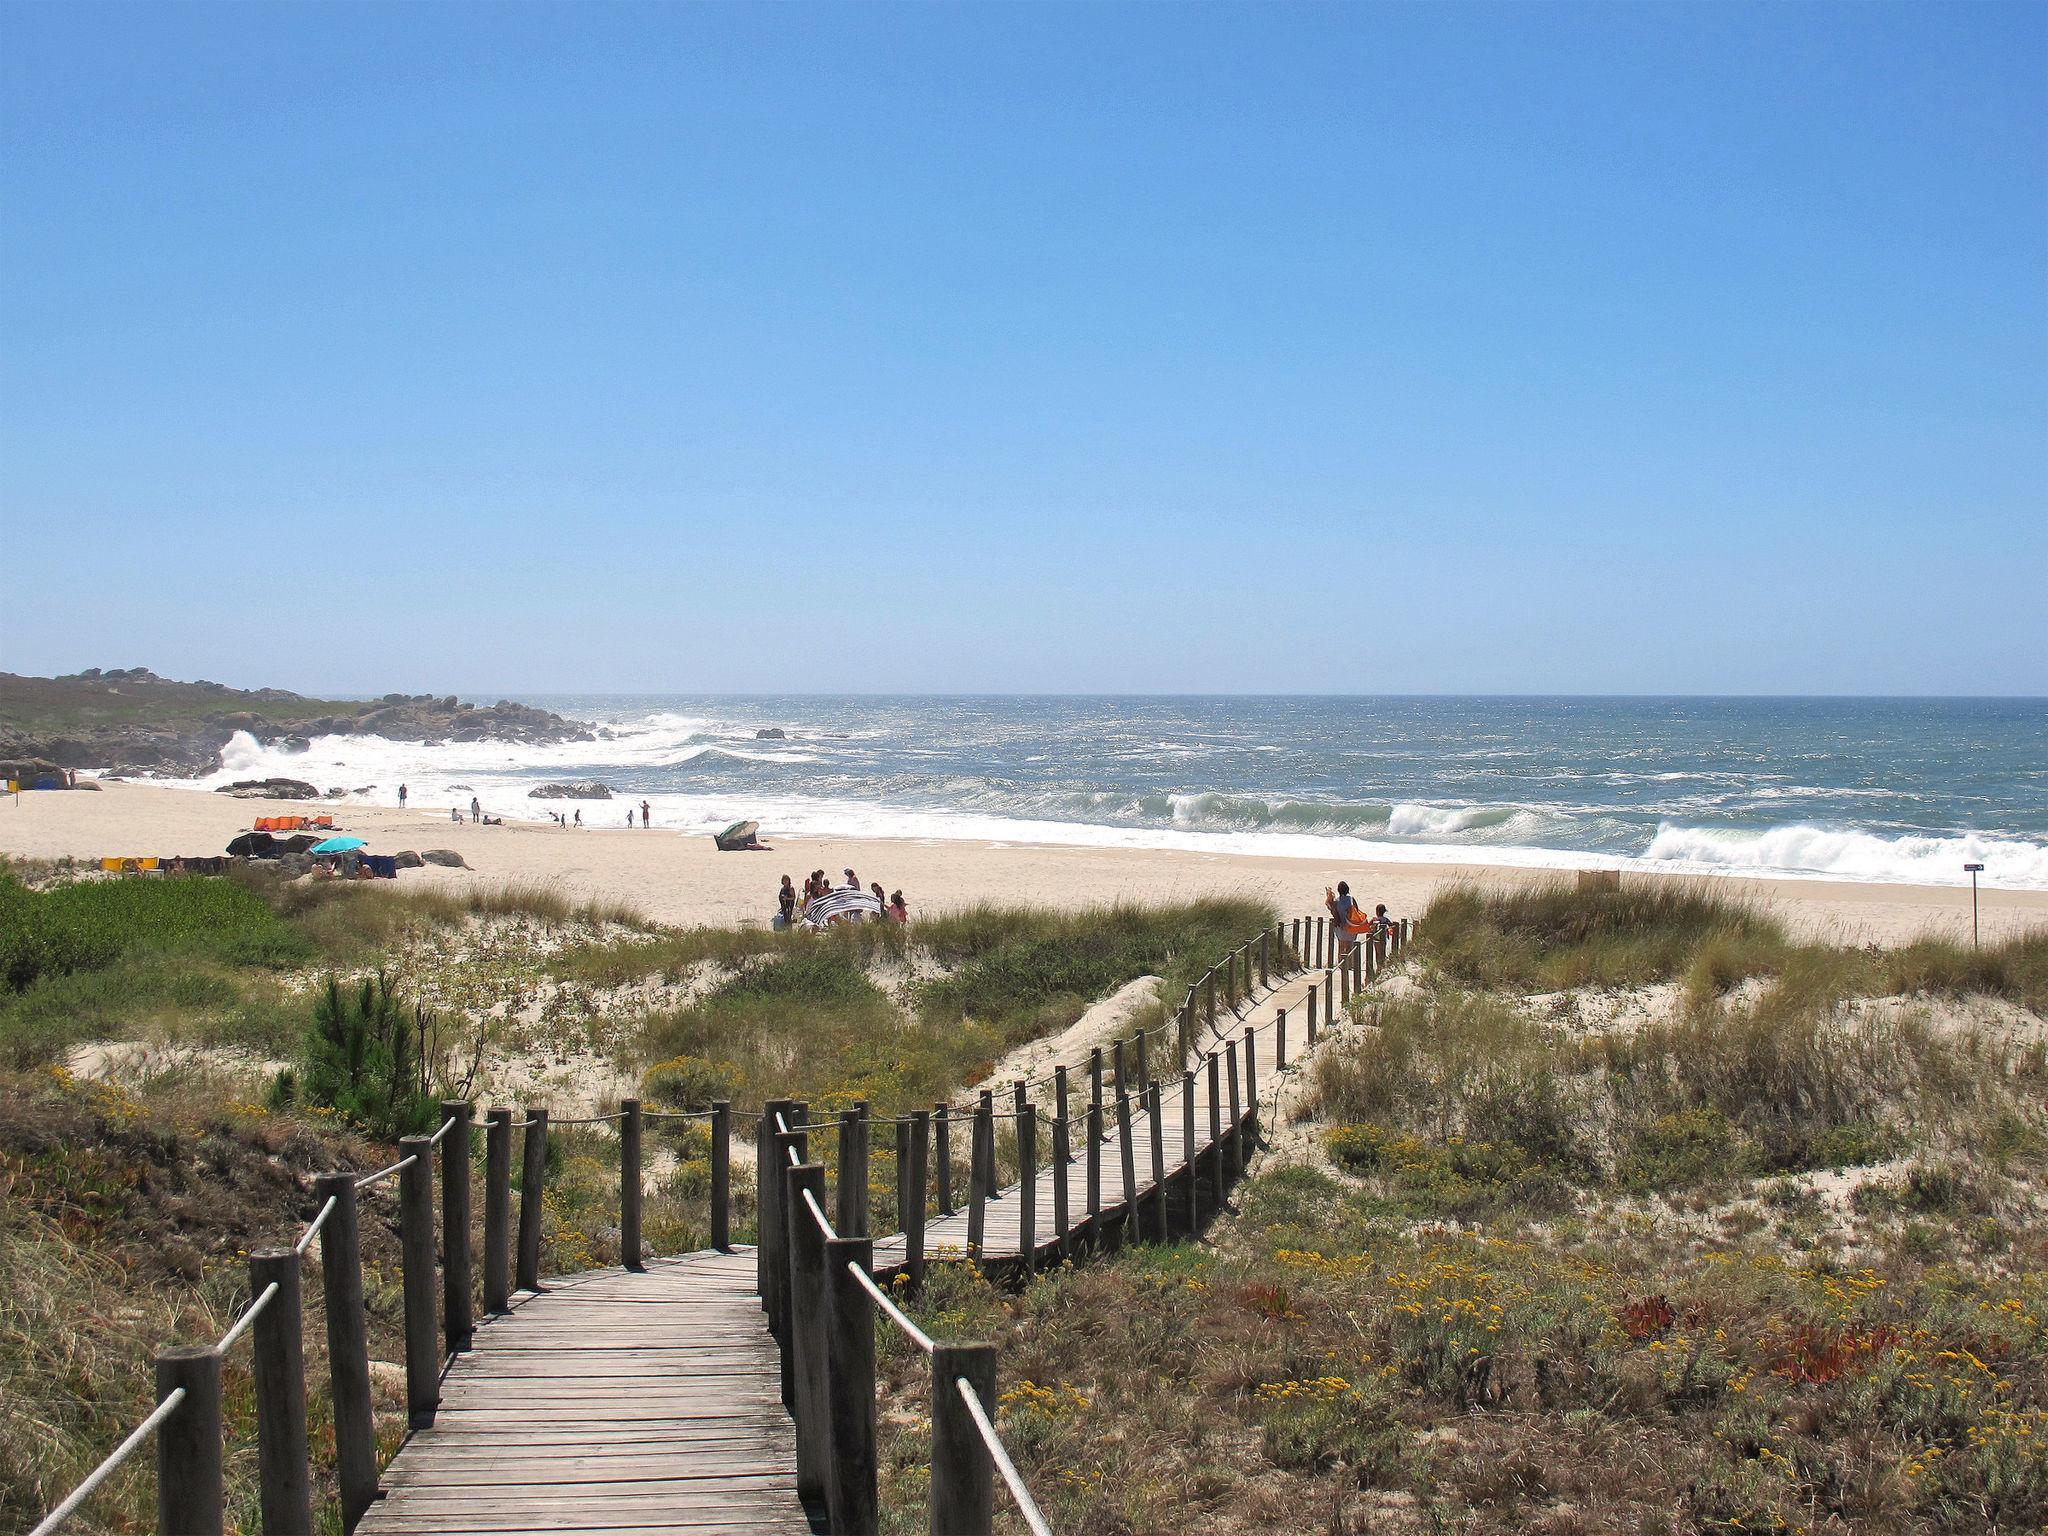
[214, 1281, 278, 1354]
[295, 1194, 337, 1255]
[25, 1389, 188, 1536]
[956, 1375, 1057, 1536]
[353, 1153, 416, 1190]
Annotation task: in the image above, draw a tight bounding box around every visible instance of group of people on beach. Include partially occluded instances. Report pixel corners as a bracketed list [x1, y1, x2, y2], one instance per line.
[1326, 880, 1397, 953]
[775, 868, 909, 929]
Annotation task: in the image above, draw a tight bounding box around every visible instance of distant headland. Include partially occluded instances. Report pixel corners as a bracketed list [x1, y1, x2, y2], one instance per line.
[0, 667, 594, 777]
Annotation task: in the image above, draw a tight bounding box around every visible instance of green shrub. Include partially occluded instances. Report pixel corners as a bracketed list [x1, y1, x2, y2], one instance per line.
[1618, 1108, 1748, 1194]
[0, 868, 309, 992]
[291, 972, 439, 1140]
[642, 1054, 739, 1110]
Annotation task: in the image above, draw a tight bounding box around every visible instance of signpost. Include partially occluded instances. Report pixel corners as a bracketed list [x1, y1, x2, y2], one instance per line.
[1964, 862, 1984, 950]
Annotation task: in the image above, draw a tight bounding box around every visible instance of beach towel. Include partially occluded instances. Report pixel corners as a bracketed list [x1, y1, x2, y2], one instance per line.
[101, 856, 122, 872]
[366, 854, 398, 879]
[139, 858, 159, 871]
[800, 888, 885, 928]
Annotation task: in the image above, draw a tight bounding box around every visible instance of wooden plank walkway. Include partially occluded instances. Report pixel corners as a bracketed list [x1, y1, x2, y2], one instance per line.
[362, 958, 1346, 1534]
[874, 962, 1328, 1267]
[358, 1249, 815, 1535]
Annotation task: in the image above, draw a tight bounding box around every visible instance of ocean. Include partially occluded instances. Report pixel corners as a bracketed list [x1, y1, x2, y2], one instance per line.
[195, 696, 2048, 890]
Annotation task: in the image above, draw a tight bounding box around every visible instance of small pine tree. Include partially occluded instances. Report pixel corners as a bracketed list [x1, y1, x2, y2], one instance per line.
[301, 970, 439, 1140]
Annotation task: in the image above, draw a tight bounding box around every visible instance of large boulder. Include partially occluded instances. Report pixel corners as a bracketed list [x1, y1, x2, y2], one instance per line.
[754, 727, 786, 740]
[420, 849, 468, 868]
[393, 850, 425, 869]
[215, 778, 320, 800]
[528, 781, 613, 800]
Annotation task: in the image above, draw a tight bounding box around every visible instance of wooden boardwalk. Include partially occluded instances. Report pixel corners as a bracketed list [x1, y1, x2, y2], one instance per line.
[362, 954, 1352, 1535]
[358, 1250, 815, 1535]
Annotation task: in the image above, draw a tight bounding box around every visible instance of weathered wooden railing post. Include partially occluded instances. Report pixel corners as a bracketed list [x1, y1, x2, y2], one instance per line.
[785, 1161, 830, 1504]
[483, 1107, 512, 1315]
[515, 1107, 548, 1292]
[1307, 980, 1319, 1042]
[156, 1343, 223, 1536]
[931, 1343, 997, 1536]
[894, 1116, 913, 1236]
[1224, 1046, 1242, 1183]
[439, 1101, 473, 1353]
[1276, 1007, 1288, 1070]
[1051, 1104, 1071, 1257]
[1085, 1100, 1103, 1236]
[1111, 1038, 1126, 1100]
[1225, 947, 1237, 1007]
[398, 1135, 439, 1428]
[620, 1098, 643, 1270]
[1115, 1090, 1137, 1241]
[1182, 1068, 1198, 1232]
[314, 1172, 377, 1532]
[934, 1102, 954, 1216]
[759, 1100, 790, 1322]
[248, 1247, 312, 1536]
[710, 1099, 732, 1252]
[1018, 1103, 1038, 1272]
[1244, 1031, 1259, 1147]
[826, 1233, 879, 1536]
[1260, 929, 1271, 987]
[838, 1108, 864, 1238]
[1205, 1054, 1223, 1204]
[1324, 970, 1335, 1025]
[1146, 1081, 1167, 1242]
[1054, 1062, 1069, 1128]
[966, 1094, 991, 1262]
[1291, 916, 1302, 959]
[907, 1109, 929, 1289]
[1135, 1028, 1149, 1095]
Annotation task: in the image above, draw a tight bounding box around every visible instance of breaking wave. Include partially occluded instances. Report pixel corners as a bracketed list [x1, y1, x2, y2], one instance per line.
[1642, 823, 2048, 888]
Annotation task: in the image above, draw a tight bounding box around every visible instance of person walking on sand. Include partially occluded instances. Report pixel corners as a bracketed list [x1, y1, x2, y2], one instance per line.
[398, 783, 407, 810]
[573, 808, 582, 828]
[1326, 881, 1361, 957]
[470, 795, 481, 824]
[640, 800, 651, 829]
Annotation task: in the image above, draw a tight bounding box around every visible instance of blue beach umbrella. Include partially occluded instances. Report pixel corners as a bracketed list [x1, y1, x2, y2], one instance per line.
[310, 835, 367, 854]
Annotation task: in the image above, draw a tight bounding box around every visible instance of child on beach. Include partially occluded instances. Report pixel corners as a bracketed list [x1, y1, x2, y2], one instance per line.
[888, 890, 908, 923]
[776, 876, 796, 930]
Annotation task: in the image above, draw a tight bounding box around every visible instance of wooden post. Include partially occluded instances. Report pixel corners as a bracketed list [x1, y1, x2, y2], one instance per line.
[907, 1110, 929, 1290]
[785, 1162, 830, 1503]
[1051, 1110, 1071, 1257]
[314, 1173, 377, 1532]
[934, 1103, 954, 1216]
[1307, 983, 1319, 1042]
[1135, 1028, 1149, 1095]
[710, 1100, 732, 1251]
[1260, 929, 1270, 987]
[1319, 915, 1329, 968]
[516, 1107, 548, 1292]
[1018, 1104, 1038, 1272]
[826, 1235, 879, 1536]
[1116, 1091, 1137, 1234]
[439, 1101, 472, 1353]
[1324, 970, 1335, 1025]
[1089, 1046, 1104, 1120]
[838, 1109, 864, 1238]
[1291, 916, 1301, 960]
[758, 1101, 790, 1329]
[1182, 1069, 1198, 1232]
[1276, 1008, 1288, 1069]
[1146, 1082, 1167, 1242]
[1244, 1032, 1259, 1147]
[1225, 948, 1236, 1007]
[398, 1136, 438, 1428]
[248, 1248, 312, 1536]
[620, 1098, 643, 1270]
[1054, 1063, 1069, 1128]
[1085, 1101, 1103, 1228]
[930, 1343, 996, 1536]
[1225, 1046, 1243, 1183]
[156, 1345, 223, 1536]
[966, 1096, 990, 1262]
[895, 1117, 912, 1236]
[483, 1107, 512, 1315]
[1205, 1054, 1222, 1205]
[1111, 1038, 1126, 1100]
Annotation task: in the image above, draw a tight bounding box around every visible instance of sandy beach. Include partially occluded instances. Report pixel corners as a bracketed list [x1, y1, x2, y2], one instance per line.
[6, 779, 2044, 947]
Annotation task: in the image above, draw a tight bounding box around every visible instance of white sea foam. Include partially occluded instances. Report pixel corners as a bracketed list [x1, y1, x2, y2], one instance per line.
[164, 724, 2048, 892]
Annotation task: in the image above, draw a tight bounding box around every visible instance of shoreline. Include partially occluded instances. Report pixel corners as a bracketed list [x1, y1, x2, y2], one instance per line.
[5, 780, 2046, 947]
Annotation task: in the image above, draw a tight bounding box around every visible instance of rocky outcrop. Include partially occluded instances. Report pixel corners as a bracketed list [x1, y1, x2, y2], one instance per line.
[528, 781, 614, 800]
[755, 727, 786, 740]
[420, 849, 468, 868]
[215, 778, 321, 800]
[0, 669, 596, 777]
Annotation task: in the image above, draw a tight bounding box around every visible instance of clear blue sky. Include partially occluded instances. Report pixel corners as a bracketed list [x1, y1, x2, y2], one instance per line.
[3, 1, 2043, 696]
